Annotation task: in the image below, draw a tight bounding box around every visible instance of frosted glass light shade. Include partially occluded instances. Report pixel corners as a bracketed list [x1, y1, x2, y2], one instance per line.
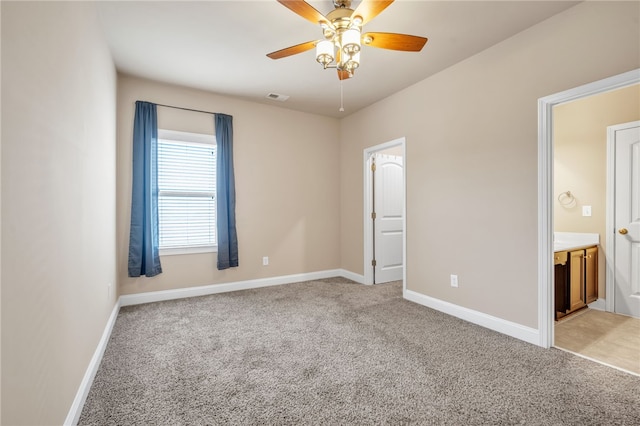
[345, 51, 360, 73]
[316, 40, 334, 66]
[342, 28, 361, 54]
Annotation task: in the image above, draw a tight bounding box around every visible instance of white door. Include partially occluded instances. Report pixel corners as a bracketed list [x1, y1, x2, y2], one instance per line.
[612, 121, 640, 318]
[373, 154, 403, 284]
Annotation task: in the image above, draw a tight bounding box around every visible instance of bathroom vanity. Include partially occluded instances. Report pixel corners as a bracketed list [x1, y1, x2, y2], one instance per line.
[554, 233, 599, 320]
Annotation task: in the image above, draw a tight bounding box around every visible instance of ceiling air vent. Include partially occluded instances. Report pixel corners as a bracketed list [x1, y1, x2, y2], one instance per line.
[266, 92, 289, 102]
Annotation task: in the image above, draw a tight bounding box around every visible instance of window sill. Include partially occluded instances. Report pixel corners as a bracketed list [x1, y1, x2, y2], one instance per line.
[160, 246, 218, 256]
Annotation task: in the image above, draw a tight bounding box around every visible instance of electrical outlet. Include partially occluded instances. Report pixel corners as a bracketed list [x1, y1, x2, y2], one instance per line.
[450, 274, 459, 288]
[262, 256, 269, 266]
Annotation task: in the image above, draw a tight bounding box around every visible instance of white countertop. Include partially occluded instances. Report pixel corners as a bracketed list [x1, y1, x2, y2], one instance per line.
[554, 232, 599, 252]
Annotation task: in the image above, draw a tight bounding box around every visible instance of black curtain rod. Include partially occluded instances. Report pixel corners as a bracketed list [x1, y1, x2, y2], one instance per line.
[154, 102, 219, 116]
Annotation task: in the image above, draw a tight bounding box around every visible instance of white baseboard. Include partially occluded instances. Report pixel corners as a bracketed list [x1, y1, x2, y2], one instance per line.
[588, 298, 606, 311]
[403, 289, 540, 346]
[64, 300, 121, 426]
[120, 269, 357, 307]
[338, 269, 365, 284]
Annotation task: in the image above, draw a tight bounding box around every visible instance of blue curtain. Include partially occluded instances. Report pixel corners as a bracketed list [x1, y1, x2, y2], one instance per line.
[128, 101, 162, 277]
[215, 113, 239, 269]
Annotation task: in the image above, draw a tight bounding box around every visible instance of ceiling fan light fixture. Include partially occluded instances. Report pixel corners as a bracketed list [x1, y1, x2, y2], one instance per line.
[344, 51, 360, 73]
[267, 0, 428, 83]
[341, 28, 361, 55]
[316, 40, 335, 67]
[323, 28, 336, 39]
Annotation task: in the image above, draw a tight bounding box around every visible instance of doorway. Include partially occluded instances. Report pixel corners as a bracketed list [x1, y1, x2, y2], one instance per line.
[363, 138, 406, 287]
[538, 69, 640, 349]
[553, 106, 639, 374]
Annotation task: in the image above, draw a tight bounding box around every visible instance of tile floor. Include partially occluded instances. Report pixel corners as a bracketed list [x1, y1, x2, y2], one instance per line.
[554, 308, 640, 375]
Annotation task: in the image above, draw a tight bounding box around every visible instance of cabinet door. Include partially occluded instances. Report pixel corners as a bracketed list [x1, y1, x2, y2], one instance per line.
[569, 250, 586, 312]
[584, 247, 598, 304]
[555, 263, 569, 316]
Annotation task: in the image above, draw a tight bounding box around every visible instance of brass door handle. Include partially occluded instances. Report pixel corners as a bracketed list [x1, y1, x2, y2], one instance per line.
[619, 228, 628, 235]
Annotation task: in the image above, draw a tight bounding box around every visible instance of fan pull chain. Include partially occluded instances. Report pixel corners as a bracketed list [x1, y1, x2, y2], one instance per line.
[339, 79, 345, 112]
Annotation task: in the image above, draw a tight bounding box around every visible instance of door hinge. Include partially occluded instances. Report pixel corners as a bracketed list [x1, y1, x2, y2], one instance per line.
[371, 212, 376, 220]
[371, 163, 376, 172]
[372, 259, 377, 267]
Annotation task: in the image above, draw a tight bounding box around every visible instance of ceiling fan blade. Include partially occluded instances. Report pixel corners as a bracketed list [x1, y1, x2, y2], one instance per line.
[277, 0, 328, 25]
[337, 70, 352, 80]
[362, 32, 428, 52]
[267, 40, 318, 59]
[351, 0, 394, 25]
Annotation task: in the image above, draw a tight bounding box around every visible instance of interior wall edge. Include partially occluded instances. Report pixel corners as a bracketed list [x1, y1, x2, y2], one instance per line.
[63, 301, 121, 426]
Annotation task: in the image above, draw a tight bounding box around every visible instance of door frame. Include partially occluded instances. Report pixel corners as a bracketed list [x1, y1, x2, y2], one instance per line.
[363, 137, 406, 287]
[537, 69, 639, 348]
[606, 120, 640, 314]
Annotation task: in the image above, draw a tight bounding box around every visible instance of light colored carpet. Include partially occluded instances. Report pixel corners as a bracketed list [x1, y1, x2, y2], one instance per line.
[79, 278, 640, 425]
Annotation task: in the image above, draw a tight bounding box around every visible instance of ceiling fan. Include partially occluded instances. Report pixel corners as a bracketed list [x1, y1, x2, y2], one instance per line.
[266, 0, 428, 80]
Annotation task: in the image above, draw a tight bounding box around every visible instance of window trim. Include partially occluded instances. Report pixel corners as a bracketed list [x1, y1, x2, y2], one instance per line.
[157, 129, 218, 256]
[160, 245, 217, 256]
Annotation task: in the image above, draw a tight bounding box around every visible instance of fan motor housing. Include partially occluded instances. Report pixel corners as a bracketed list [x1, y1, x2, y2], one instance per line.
[327, 8, 356, 30]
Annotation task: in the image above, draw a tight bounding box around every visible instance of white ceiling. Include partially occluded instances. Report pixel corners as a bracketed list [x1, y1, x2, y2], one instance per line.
[96, 0, 579, 118]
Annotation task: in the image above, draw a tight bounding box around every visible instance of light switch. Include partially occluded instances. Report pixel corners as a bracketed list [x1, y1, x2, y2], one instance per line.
[582, 206, 592, 217]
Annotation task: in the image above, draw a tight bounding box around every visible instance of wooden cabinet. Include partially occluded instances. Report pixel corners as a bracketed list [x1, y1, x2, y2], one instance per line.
[584, 247, 598, 304]
[568, 250, 586, 312]
[554, 251, 568, 317]
[554, 246, 598, 320]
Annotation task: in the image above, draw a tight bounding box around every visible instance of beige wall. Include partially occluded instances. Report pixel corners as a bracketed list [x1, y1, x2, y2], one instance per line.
[340, 1, 640, 329]
[117, 75, 341, 295]
[1, 1, 639, 423]
[1, 2, 117, 425]
[554, 84, 640, 299]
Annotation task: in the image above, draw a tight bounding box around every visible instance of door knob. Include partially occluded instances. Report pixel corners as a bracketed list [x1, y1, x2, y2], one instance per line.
[619, 228, 628, 235]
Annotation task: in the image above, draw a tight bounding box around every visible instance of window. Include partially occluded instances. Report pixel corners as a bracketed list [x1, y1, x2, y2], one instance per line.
[157, 129, 217, 255]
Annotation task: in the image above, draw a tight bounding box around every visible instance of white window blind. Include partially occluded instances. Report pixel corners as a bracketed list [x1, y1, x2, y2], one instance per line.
[157, 130, 217, 252]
